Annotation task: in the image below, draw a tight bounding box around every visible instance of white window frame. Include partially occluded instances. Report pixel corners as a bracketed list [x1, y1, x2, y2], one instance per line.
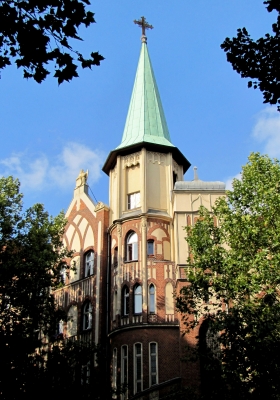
[123, 286, 129, 316]
[149, 284, 156, 314]
[128, 192, 140, 210]
[121, 345, 128, 399]
[149, 342, 158, 387]
[126, 232, 138, 261]
[85, 251, 94, 277]
[83, 302, 93, 330]
[134, 343, 143, 394]
[134, 285, 142, 314]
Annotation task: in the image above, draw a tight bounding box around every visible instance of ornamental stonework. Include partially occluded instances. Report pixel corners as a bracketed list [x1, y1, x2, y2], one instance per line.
[123, 152, 141, 168]
[147, 151, 166, 165]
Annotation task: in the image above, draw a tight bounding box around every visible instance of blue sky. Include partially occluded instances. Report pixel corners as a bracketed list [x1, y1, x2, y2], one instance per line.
[1, 1, 280, 216]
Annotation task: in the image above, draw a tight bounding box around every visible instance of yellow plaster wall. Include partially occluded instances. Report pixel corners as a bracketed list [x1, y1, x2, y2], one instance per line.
[126, 164, 140, 195]
[146, 160, 168, 210]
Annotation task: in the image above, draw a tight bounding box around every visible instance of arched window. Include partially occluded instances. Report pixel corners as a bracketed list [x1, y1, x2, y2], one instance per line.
[82, 302, 93, 330]
[134, 285, 142, 314]
[85, 251, 94, 277]
[149, 284, 155, 313]
[126, 232, 138, 261]
[147, 240, 154, 256]
[123, 286, 129, 316]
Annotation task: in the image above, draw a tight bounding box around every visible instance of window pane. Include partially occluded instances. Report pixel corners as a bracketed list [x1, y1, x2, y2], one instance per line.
[149, 285, 155, 313]
[134, 286, 142, 314]
[147, 241, 154, 255]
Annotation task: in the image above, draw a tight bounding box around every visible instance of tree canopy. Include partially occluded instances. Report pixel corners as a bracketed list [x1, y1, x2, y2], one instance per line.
[0, 176, 104, 399]
[177, 153, 280, 399]
[0, 0, 104, 83]
[221, 1, 280, 110]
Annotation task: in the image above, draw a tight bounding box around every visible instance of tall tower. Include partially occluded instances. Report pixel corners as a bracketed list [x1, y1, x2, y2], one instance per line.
[103, 18, 191, 398]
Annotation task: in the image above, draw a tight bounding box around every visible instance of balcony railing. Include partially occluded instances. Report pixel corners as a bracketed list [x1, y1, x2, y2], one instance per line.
[53, 276, 95, 308]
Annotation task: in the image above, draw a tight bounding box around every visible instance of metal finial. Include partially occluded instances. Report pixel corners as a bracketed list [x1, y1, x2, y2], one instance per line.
[134, 16, 153, 43]
[194, 166, 199, 181]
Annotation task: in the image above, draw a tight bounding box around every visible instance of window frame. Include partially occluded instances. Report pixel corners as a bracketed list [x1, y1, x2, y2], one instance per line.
[149, 342, 158, 387]
[113, 246, 118, 268]
[82, 301, 93, 331]
[127, 191, 140, 210]
[123, 286, 130, 316]
[134, 285, 142, 315]
[147, 239, 154, 256]
[84, 250, 94, 277]
[121, 345, 128, 399]
[134, 343, 143, 394]
[112, 347, 118, 394]
[149, 283, 156, 314]
[126, 231, 138, 262]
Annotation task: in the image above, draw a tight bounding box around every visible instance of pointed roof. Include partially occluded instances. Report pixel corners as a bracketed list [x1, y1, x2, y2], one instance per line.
[116, 42, 174, 149]
[102, 34, 191, 175]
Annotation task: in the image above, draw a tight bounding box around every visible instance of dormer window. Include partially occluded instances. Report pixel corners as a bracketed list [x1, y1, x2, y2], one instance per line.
[128, 192, 140, 210]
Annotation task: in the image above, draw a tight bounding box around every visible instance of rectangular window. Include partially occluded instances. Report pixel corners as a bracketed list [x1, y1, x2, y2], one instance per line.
[121, 345, 128, 399]
[112, 348, 117, 394]
[128, 192, 140, 210]
[134, 343, 142, 394]
[149, 342, 158, 386]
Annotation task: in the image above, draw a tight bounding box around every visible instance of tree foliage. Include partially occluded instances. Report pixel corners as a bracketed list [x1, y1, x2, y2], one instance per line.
[0, 0, 104, 83]
[221, 1, 280, 110]
[0, 176, 105, 398]
[177, 153, 280, 399]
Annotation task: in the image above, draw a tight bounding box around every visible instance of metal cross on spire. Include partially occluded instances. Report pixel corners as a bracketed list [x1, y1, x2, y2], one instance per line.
[134, 16, 153, 43]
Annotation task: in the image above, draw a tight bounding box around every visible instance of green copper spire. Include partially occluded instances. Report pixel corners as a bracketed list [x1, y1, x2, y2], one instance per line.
[116, 37, 174, 150]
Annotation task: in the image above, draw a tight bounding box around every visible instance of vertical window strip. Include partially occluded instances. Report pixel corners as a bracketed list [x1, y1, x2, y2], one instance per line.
[112, 348, 117, 392]
[134, 343, 142, 394]
[121, 345, 128, 399]
[149, 342, 158, 386]
[149, 284, 155, 313]
[134, 285, 142, 314]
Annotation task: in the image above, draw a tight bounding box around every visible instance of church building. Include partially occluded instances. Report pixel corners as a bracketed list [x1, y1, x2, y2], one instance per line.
[53, 17, 225, 399]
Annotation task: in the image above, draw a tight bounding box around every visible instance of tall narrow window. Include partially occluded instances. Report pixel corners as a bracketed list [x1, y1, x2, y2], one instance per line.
[147, 240, 154, 256]
[149, 284, 155, 313]
[126, 232, 138, 261]
[85, 251, 94, 277]
[83, 302, 93, 330]
[149, 342, 158, 386]
[113, 291, 117, 320]
[123, 286, 129, 316]
[113, 247, 118, 267]
[165, 282, 174, 315]
[134, 285, 142, 314]
[134, 343, 142, 394]
[121, 345, 128, 398]
[128, 192, 140, 210]
[112, 348, 117, 392]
